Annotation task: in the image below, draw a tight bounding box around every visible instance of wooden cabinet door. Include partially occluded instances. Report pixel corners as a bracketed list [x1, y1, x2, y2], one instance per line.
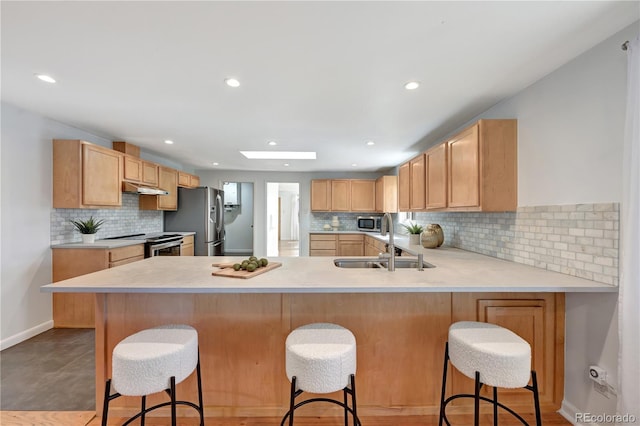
[331, 180, 351, 211]
[178, 172, 191, 187]
[425, 144, 447, 209]
[142, 161, 159, 186]
[338, 234, 364, 256]
[181, 235, 195, 256]
[123, 155, 142, 182]
[158, 167, 178, 210]
[375, 176, 398, 213]
[410, 154, 426, 210]
[398, 162, 410, 212]
[448, 125, 479, 208]
[451, 293, 564, 409]
[350, 180, 376, 212]
[82, 144, 122, 207]
[311, 180, 331, 211]
[190, 174, 200, 187]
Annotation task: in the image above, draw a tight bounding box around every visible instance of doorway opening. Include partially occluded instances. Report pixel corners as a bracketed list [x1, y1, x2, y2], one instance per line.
[266, 182, 300, 257]
[222, 182, 254, 256]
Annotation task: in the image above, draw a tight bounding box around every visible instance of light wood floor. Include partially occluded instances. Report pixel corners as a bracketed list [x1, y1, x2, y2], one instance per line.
[1, 411, 571, 426]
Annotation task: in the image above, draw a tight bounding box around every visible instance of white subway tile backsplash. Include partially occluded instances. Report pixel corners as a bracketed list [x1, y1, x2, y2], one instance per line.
[51, 193, 163, 244]
[414, 203, 619, 285]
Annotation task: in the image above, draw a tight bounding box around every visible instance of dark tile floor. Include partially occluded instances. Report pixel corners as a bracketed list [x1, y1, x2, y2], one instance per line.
[0, 328, 95, 411]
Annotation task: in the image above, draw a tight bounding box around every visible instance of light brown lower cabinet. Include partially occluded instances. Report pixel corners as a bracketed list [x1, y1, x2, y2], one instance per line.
[94, 291, 564, 418]
[364, 234, 386, 256]
[52, 244, 144, 328]
[181, 235, 194, 256]
[451, 292, 564, 409]
[337, 234, 364, 256]
[309, 233, 364, 256]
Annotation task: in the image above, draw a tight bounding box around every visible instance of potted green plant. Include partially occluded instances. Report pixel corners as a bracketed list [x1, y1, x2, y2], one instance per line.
[401, 221, 424, 245]
[70, 216, 105, 244]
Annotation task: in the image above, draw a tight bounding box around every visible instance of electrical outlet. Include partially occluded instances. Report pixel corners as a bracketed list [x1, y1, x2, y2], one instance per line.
[588, 365, 607, 385]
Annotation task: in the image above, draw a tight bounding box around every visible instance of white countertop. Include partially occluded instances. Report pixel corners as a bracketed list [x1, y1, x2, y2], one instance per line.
[41, 246, 616, 294]
[51, 232, 195, 249]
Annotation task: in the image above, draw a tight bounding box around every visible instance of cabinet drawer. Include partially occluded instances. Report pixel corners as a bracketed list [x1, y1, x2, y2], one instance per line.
[182, 235, 194, 245]
[109, 244, 144, 263]
[310, 240, 337, 250]
[310, 234, 337, 241]
[109, 255, 144, 268]
[338, 234, 363, 242]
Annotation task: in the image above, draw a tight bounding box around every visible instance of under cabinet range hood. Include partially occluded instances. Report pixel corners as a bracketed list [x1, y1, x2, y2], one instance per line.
[122, 181, 169, 196]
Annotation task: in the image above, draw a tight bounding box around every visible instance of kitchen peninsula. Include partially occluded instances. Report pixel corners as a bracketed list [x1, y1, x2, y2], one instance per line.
[42, 246, 615, 420]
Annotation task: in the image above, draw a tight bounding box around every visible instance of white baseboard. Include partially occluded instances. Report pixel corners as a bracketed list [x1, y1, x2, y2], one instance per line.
[0, 320, 54, 351]
[561, 400, 589, 426]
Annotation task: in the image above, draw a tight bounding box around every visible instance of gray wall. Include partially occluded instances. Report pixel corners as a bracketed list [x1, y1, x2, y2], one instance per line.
[223, 182, 254, 254]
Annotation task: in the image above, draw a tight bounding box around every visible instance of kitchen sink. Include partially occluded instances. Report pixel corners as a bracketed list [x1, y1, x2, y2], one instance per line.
[334, 259, 384, 268]
[333, 257, 435, 269]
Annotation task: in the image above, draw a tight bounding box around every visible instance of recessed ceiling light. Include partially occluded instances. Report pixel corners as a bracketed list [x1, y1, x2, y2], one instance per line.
[284, 163, 290, 167]
[212, 162, 219, 166]
[366, 141, 375, 146]
[404, 81, 420, 90]
[240, 151, 316, 160]
[352, 163, 358, 167]
[35, 74, 56, 83]
[225, 78, 240, 88]
[268, 141, 277, 146]
[164, 140, 174, 145]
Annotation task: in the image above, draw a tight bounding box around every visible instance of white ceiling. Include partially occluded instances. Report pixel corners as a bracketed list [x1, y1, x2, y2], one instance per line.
[2, 1, 638, 172]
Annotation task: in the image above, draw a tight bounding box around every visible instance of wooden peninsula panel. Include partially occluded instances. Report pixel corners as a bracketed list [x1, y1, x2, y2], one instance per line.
[94, 291, 563, 419]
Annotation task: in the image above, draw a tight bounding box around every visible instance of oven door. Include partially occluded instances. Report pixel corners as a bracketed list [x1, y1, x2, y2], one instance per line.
[148, 240, 182, 257]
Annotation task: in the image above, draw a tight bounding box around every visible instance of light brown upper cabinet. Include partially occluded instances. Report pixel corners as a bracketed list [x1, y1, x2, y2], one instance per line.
[398, 162, 410, 211]
[375, 175, 398, 213]
[311, 179, 332, 211]
[331, 180, 351, 211]
[123, 155, 143, 182]
[140, 166, 178, 210]
[311, 179, 378, 212]
[178, 172, 201, 189]
[410, 154, 426, 210]
[447, 119, 517, 211]
[425, 144, 447, 210]
[350, 180, 376, 212]
[142, 161, 159, 186]
[53, 139, 123, 208]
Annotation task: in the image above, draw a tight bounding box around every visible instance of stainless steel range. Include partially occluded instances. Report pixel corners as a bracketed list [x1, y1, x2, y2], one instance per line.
[104, 233, 184, 257]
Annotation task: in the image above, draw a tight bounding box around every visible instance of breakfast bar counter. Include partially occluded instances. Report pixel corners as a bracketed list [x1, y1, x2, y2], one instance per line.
[41, 250, 615, 420]
[41, 247, 615, 294]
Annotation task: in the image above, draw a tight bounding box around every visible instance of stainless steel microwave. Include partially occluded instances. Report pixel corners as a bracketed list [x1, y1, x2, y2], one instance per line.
[357, 216, 382, 232]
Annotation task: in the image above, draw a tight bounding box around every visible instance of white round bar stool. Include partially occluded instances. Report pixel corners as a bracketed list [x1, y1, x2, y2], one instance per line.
[281, 323, 361, 426]
[438, 321, 542, 426]
[101, 324, 204, 426]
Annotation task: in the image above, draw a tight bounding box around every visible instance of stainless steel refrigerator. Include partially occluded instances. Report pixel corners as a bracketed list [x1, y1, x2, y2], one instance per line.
[164, 187, 225, 256]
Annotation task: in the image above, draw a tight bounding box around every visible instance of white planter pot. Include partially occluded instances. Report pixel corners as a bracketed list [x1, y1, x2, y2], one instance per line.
[409, 234, 421, 245]
[81, 234, 96, 244]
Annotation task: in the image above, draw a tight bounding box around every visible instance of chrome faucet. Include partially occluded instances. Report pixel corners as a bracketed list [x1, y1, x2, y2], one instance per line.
[379, 212, 395, 271]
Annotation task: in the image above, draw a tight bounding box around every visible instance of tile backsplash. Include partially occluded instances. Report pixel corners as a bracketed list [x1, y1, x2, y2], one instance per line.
[310, 213, 363, 231]
[414, 203, 619, 285]
[51, 193, 163, 244]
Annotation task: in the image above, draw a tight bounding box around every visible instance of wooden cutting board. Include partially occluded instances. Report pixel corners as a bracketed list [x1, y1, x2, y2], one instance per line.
[211, 261, 282, 279]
